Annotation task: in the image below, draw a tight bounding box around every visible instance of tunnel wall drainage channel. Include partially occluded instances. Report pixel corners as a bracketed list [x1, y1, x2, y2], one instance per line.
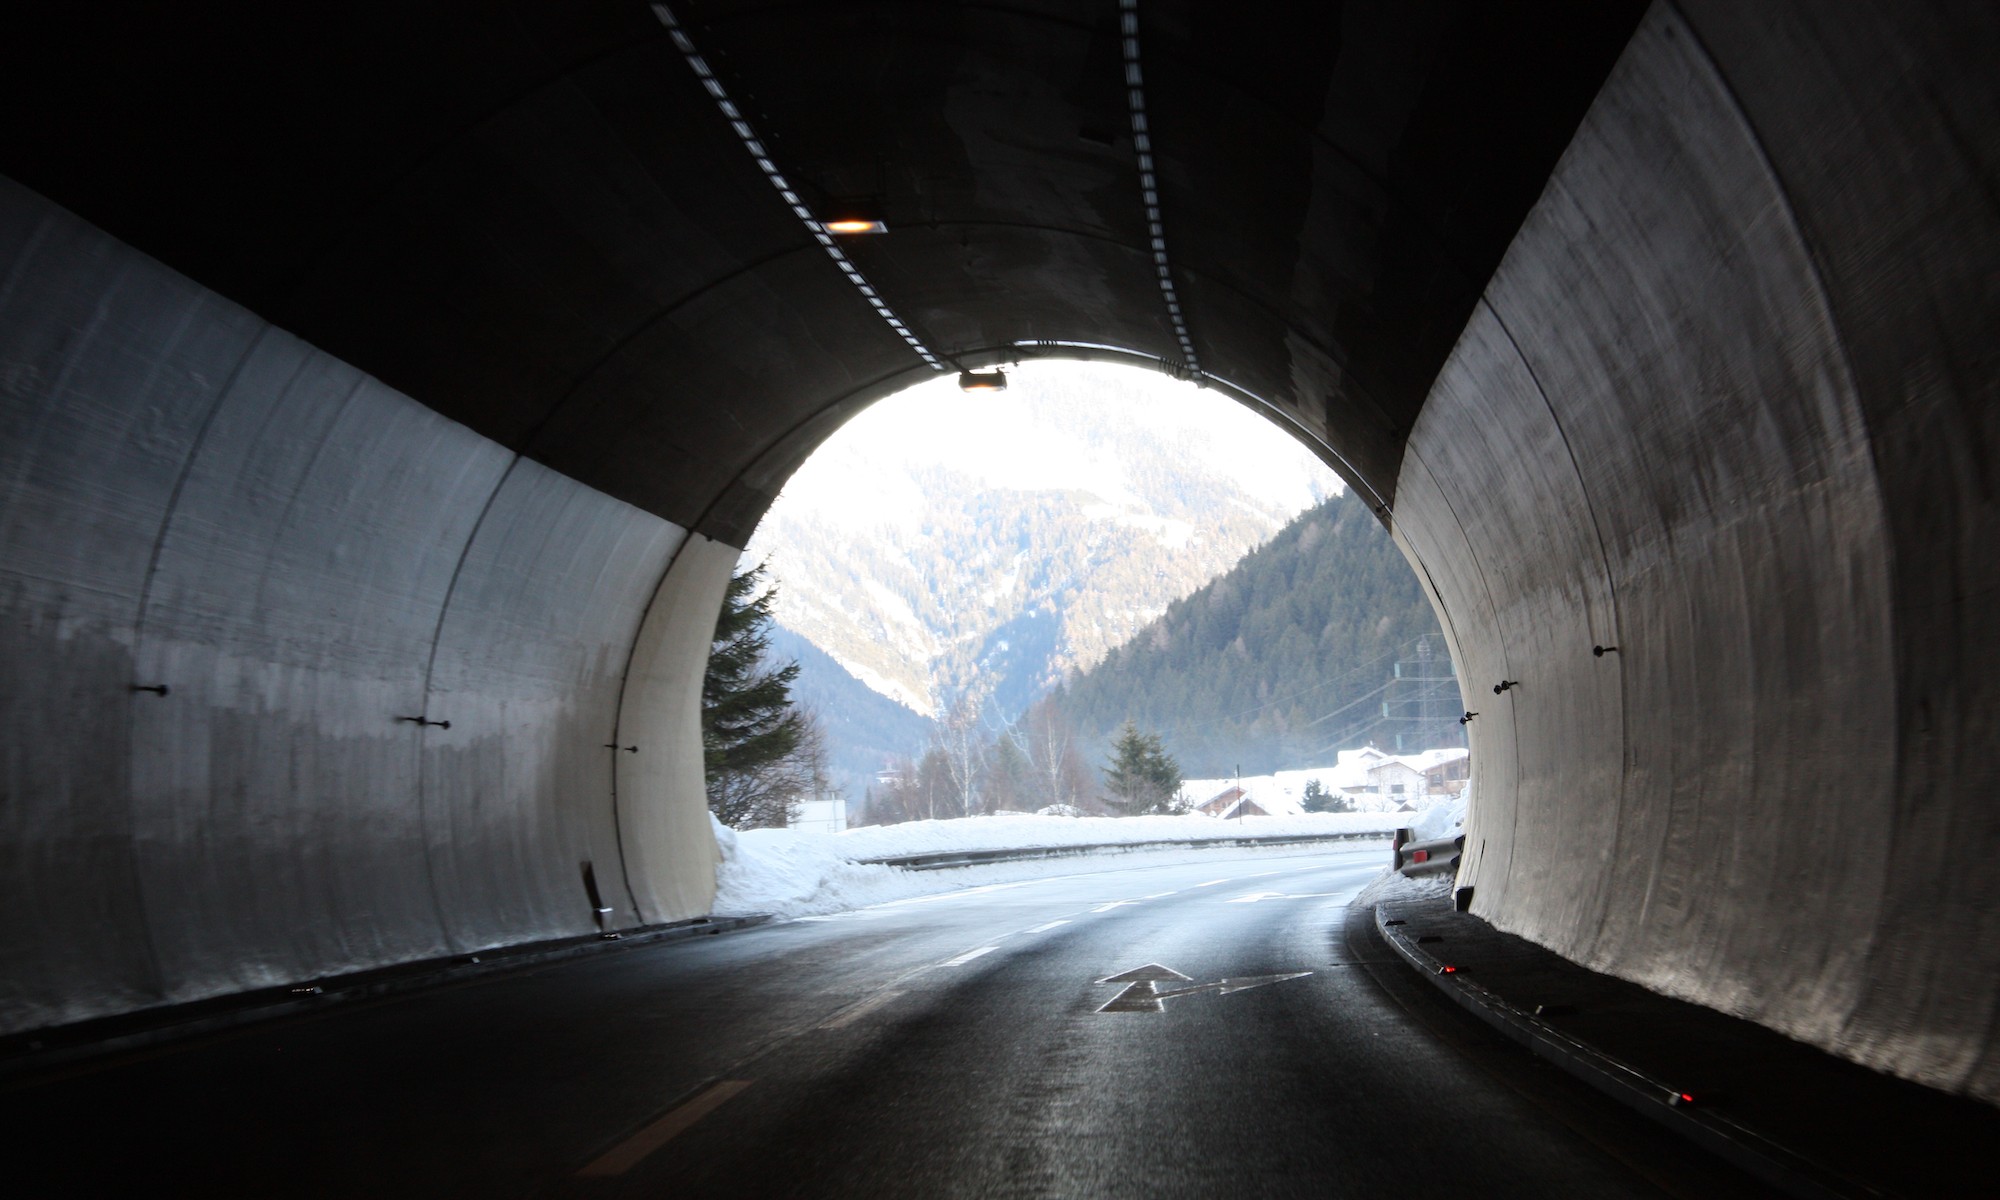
[1371, 906, 1878, 1199]
[0, 915, 771, 1080]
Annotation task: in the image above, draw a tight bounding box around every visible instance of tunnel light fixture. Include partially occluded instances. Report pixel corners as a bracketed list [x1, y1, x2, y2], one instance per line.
[821, 204, 889, 236]
[958, 369, 1008, 393]
[1119, 0, 1201, 376]
[651, 4, 943, 372]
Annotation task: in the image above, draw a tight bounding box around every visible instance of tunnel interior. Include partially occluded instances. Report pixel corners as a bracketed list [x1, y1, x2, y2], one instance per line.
[1, 0, 1996, 1104]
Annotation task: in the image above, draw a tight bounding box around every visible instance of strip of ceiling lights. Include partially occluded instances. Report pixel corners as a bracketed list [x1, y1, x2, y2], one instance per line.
[649, 3, 947, 372]
[1120, 0, 1200, 377]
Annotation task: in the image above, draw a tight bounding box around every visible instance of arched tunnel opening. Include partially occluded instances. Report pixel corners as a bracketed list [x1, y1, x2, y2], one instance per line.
[1, 0, 1996, 1191]
[727, 354, 1447, 831]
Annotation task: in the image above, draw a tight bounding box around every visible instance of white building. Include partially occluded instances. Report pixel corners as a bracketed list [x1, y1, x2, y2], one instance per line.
[1337, 746, 1470, 812]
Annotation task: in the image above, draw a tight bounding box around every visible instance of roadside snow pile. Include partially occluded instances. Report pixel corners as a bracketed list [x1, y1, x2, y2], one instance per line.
[1353, 864, 1456, 906]
[708, 810, 1400, 920]
[709, 817, 945, 919]
[828, 810, 1401, 860]
[1406, 784, 1470, 842]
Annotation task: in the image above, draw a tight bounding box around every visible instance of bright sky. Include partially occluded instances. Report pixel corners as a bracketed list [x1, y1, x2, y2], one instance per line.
[760, 360, 1341, 533]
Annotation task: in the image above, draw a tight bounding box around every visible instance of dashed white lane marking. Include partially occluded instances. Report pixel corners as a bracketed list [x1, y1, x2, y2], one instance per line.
[578, 1080, 752, 1177]
[1025, 920, 1071, 933]
[1093, 900, 1139, 913]
[1142, 890, 1178, 899]
[944, 945, 1000, 966]
[1227, 890, 1349, 904]
[819, 989, 906, 1030]
[1193, 879, 1231, 888]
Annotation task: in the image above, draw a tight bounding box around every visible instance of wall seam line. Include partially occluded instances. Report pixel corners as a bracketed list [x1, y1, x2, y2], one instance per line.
[1399, 445, 1520, 878]
[124, 294, 276, 1005]
[1477, 294, 1633, 954]
[605, 529, 714, 925]
[410, 454, 524, 953]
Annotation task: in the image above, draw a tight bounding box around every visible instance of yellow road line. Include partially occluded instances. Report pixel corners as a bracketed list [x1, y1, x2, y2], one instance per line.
[819, 990, 906, 1030]
[577, 1080, 752, 1177]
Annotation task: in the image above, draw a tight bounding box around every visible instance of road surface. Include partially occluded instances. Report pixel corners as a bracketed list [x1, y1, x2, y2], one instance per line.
[1, 846, 1770, 1197]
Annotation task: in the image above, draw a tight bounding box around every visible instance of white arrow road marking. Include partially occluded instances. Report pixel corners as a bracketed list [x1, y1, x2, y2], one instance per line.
[1094, 965, 1312, 1013]
[1098, 964, 1194, 983]
[1206, 974, 1315, 996]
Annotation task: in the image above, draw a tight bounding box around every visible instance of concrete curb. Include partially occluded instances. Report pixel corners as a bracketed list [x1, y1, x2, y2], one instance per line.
[1371, 906, 1883, 1200]
[858, 830, 1391, 871]
[0, 914, 772, 1079]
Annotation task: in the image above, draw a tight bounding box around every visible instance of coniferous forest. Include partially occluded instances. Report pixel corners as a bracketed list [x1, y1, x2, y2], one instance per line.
[1049, 489, 1465, 777]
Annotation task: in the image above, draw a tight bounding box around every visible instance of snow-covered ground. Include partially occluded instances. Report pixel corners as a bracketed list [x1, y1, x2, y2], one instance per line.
[713, 810, 1414, 920]
[829, 810, 1403, 858]
[1183, 760, 1465, 816]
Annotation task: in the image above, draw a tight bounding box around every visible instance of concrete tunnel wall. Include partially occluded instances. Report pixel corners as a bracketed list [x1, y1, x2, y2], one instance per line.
[0, 180, 726, 1034]
[1, 0, 1996, 1111]
[1395, 2, 2000, 1101]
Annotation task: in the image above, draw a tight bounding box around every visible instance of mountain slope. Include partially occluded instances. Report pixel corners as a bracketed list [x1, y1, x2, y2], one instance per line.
[1051, 490, 1464, 777]
[746, 362, 1338, 778]
[765, 626, 933, 789]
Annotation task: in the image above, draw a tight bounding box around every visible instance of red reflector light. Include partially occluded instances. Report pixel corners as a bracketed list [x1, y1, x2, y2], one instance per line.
[1441, 965, 1457, 974]
[1411, 849, 1429, 863]
[1680, 1093, 1694, 1104]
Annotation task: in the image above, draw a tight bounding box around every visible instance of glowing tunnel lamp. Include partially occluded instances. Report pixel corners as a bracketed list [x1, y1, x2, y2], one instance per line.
[958, 369, 1008, 393]
[821, 216, 888, 235]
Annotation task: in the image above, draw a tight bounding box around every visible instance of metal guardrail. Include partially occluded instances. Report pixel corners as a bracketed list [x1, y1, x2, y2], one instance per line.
[1391, 829, 1464, 877]
[856, 830, 1392, 872]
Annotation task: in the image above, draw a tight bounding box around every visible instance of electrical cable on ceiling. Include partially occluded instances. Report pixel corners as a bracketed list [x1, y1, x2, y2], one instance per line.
[650, 3, 946, 372]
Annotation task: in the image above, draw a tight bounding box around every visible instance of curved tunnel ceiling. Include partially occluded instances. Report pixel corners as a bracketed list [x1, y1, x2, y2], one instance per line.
[6, 0, 2000, 1106]
[0, 0, 1643, 545]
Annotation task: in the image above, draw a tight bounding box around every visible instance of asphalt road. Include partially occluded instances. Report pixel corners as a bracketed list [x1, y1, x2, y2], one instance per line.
[0, 846, 1773, 1197]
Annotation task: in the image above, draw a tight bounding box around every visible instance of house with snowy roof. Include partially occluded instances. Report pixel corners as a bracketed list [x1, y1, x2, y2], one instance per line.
[1194, 785, 1271, 819]
[1332, 746, 1471, 811]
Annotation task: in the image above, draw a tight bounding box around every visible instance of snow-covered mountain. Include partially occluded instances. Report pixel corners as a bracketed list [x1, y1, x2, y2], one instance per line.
[745, 361, 1339, 778]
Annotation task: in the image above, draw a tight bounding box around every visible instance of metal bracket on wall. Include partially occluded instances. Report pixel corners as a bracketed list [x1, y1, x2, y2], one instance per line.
[398, 715, 451, 729]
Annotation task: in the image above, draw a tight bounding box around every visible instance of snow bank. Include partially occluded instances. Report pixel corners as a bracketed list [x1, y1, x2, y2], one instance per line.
[828, 810, 1401, 860]
[709, 811, 1399, 920]
[1406, 783, 1470, 842]
[1181, 767, 1466, 817]
[710, 816, 948, 919]
[1353, 866, 1456, 907]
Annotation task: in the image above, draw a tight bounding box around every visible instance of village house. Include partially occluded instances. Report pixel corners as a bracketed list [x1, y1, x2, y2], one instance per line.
[1194, 785, 1272, 819]
[1334, 745, 1471, 811]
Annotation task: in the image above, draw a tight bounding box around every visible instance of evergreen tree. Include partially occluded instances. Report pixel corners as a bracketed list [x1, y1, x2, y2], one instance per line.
[703, 564, 820, 828]
[1301, 776, 1351, 813]
[1101, 720, 1183, 815]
